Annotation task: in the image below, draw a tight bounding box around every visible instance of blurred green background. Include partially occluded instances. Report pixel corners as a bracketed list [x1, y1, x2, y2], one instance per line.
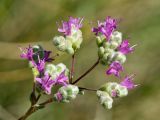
[0, 0, 160, 120]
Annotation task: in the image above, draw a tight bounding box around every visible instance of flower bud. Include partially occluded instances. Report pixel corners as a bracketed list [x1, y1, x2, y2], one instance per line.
[99, 82, 128, 98]
[66, 47, 75, 55]
[54, 85, 79, 103]
[116, 85, 128, 97]
[73, 38, 82, 50]
[98, 47, 105, 58]
[102, 53, 109, 61]
[53, 36, 64, 46]
[45, 64, 59, 80]
[56, 63, 69, 77]
[99, 82, 119, 97]
[96, 35, 105, 46]
[66, 30, 83, 50]
[103, 42, 110, 48]
[45, 64, 56, 74]
[110, 31, 122, 45]
[101, 48, 114, 62]
[97, 90, 113, 109]
[100, 51, 115, 65]
[53, 36, 66, 51]
[56, 63, 66, 73]
[107, 51, 116, 64]
[45, 63, 68, 80]
[114, 52, 126, 64]
[104, 48, 114, 54]
[110, 41, 119, 49]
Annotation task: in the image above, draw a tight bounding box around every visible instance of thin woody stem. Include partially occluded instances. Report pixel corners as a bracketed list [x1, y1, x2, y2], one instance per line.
[72, 58, 100, 84]
[32, 82, 36, 98]
[18, 86, 98, 120]
[70, 54, 75, 83]
[18, 106, 36, 120]
[39, 98, 54, 106]
[78, 87, 97, 91]
[36, 94, 41, 102]
[18, 84, 41, 120]
[18, 97, 51, 120]
[18, 57, 100, 120]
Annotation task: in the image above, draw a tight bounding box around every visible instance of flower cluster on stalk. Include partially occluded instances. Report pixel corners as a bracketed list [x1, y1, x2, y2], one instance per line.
[53, 17, 83, 55]
[19, 16, 138, 114]
[20, 45, 69, 95]
[93, 16, 137, 109]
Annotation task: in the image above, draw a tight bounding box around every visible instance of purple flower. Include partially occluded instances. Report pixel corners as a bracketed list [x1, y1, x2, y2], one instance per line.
[54, 92, 63, 102]
[106, 61, 123, 77]
[35, 71, 68, 94]
[120, 75, 137, 90]
[54, 71, 68, 86]
[20, 45, 53, 63]
[58, 17, 83, 36]
[20, 45, 33, 61]
[36, 73, 56, 94]
[58, 21, 70, 35]
[32, 58, 45, 72]
[111, 90, 117, 97]
[118, 40, 135, 54]
[92, 16, 117, 40]
[44, 51, 54, 62]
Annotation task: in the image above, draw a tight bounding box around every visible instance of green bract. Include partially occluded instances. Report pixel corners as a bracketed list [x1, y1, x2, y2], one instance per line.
[96, 31, 127, 65]
[54, 85, 79, 103]
[53, 28, 83, 55]
[45, 63, 69, 80]
[99, 82, 128, 98]
[96, 90, 113, 109]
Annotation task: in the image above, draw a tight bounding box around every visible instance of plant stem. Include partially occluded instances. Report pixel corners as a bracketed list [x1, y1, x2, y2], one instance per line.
[36, 94, 41, 102]
[33, 83, 35, 92]
[39, 98, 54, 106]
[18, 106, 37, 120]
[72, 58, 100, 84]
[18, 97, 53, 120]
[18, 86, 41, 120]
[70, 54, 75, 83]
[78, 87, 97, 92]
[18, 57, 100, 119]
[18, 86, 98, 120]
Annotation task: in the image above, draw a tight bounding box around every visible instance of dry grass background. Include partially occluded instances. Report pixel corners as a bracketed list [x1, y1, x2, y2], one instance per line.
[0, 0, 160, 120]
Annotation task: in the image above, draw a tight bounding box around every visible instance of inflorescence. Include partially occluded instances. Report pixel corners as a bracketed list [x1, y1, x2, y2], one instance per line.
[19, 16, 138, 120]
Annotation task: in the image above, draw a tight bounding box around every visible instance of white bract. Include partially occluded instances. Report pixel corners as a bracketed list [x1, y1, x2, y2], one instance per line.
[54, 85, 79, 103]
[45, 63, 68, 80]
[97, 90, 113, 109]
[53, 26, 83, 55]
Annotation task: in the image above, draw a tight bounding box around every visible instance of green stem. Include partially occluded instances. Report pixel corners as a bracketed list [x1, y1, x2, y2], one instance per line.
[70, 54, 75, 83]
[78, 87, 97, 92]
[18, 106, 37, 120]
[72, 58, 100, 84]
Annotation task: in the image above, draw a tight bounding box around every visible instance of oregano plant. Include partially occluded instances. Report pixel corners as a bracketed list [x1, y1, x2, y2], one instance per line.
[18, 16, 137, 120]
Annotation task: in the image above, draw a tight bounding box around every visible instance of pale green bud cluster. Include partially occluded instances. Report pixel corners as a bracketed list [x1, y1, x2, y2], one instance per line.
[54, 85, 79, 103]
[45, 63, 69, 80]
[96, 90, 113, 109]
[100, 82, 128, 97]
[97, 31, 126, 65]
[53, 26, 83, 55]
[97, 82, 128, 109]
